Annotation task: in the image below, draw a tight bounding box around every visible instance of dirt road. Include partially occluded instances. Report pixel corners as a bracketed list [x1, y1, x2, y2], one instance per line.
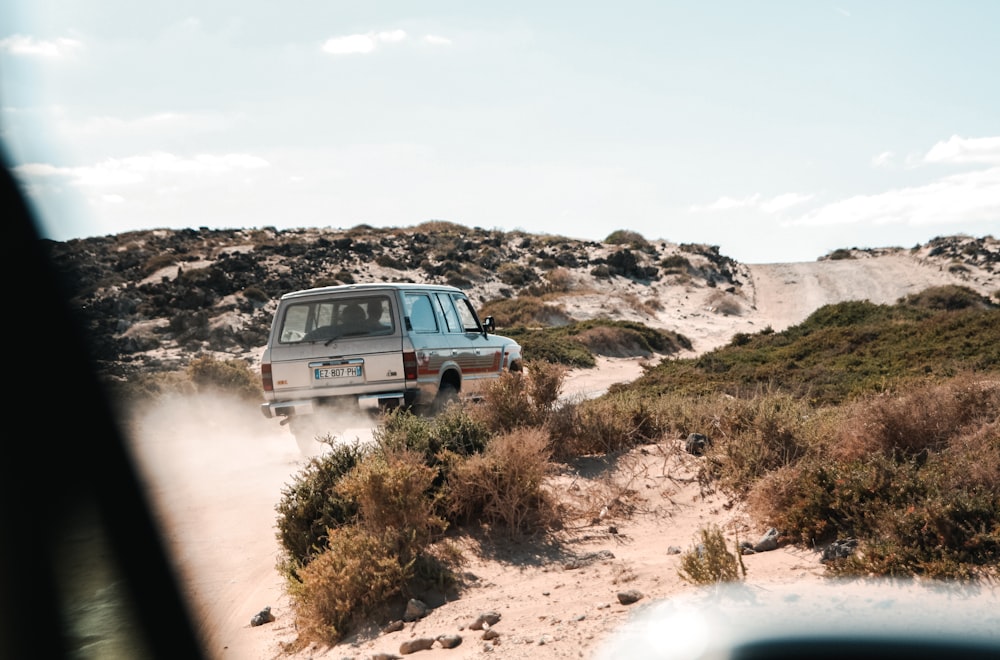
[745, 254, 986, 331]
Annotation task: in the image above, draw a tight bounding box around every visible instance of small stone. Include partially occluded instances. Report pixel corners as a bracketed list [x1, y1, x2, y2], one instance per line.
[608, 525, 618, 535]
[667, 546, 682, 555]
[617, 590, 643, 605]
[482, 629, 500, 641]
[250, 606, 275, 627]
[402, 598, 431, 622]
[753, 528, 779, 553]
[399, 637, 436, 655]
[437, 634, 462, 649]
[821, 538, 858, 563]
[685, 433, 708, 455]
[470, 611, 501, 630]
[382, 620, 404, 633]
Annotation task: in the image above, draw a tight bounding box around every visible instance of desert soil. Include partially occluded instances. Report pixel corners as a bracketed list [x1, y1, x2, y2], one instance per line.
[117, 253, 996, 659]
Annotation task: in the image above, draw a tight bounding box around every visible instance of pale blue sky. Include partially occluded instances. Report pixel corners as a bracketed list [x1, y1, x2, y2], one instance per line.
[3, 1, 998, 262]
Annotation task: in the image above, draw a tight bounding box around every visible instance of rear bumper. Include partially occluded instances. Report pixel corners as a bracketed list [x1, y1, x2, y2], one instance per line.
[260, 391, 415, 419]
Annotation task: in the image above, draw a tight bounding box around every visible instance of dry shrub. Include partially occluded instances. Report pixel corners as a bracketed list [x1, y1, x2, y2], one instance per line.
[548, 391, 666, 458]
[946, 420, 1000, 490]
[289, 448, 445, 645]
[334, 449, 445, 560]
[747, 400, 1000, 578]
[474, 371, 531, 433]
[446, 428, 557, 538]
[559, 450, 651, 524]
[186, 354, 262, 400]
[574, 325, 653, 358]
[544, 267, 574, 293]
[526, 360, 567, 413]
[479, 296, 572, 327]
[834, 377, 1000, 461]
[474, 362, 566, 432]
[678, 525, 745, 585]
[620, 292, 661, 317]
[704, 392, 813, 495]
[290, 526, 411, 645]
[705, 290, 743, 316]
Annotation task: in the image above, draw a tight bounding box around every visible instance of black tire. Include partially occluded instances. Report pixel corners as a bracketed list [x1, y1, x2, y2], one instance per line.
[431, 383, 459, 415]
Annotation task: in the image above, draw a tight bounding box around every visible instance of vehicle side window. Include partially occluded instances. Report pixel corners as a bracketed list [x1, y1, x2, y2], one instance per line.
[452, 295, 482, 333]
[434, 293, 463, 333]
[405, 293, 438, 333]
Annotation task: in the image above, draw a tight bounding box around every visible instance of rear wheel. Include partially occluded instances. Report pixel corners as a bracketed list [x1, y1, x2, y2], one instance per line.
[431, 383, 459, 415]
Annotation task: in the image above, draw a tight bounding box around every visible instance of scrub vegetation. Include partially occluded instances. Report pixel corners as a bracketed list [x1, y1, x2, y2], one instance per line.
[266, 286, 999, 646]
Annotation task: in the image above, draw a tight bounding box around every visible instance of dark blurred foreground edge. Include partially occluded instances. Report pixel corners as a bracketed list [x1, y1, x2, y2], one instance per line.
[1, 158, 206, 658]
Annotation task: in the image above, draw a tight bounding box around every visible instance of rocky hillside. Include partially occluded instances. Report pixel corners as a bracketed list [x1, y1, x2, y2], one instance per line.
[42, 223, 1000, 379]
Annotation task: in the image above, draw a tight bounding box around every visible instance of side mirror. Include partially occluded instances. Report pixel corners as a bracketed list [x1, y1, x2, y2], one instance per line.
[483, 316, 495, 335]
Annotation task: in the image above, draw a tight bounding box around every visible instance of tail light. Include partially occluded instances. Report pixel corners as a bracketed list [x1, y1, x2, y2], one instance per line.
[402, 351, 418, 380]
[261, 362, 273, 392]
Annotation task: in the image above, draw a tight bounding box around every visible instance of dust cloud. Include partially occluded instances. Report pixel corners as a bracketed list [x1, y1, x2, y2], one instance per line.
[120, 391, 379, 653]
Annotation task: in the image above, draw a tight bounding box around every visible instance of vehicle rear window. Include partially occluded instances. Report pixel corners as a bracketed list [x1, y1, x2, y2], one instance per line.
[278, 295, 395, 343]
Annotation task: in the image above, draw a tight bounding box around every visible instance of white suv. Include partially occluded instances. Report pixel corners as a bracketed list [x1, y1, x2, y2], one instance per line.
[260, 283, 522, 450]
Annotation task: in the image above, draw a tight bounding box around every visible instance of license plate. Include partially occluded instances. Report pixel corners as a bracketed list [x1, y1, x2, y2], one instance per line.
[314, 366, 363, 380]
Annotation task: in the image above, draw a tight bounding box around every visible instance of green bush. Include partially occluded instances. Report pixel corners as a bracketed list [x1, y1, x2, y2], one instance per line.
[479, 296, 573, 327]
[275, 441, 369, 570]
[622, 297, 1000, 406]
[604, 229, 652, 252]
[678, 525, 745, 585]
[900, 285, 995, 311]
[375, 407, 492, 469]
[242, 286, 269, 303]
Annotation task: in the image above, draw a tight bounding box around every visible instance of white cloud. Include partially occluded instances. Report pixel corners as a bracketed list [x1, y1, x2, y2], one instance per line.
[923, 135, 1000, 165]
[871, 151, 894, 168]
[759, 192, 814, 213]
[690, 194, 760, 212]
[321, 30, 408, 55]
[377, 29, 407, 43]
[14, 151, 270, 187]
[690, 192, 812, 214]
[424, 34, 453, 46]
[790, 167, 1000, 227]
[0, 34, 83, 57]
